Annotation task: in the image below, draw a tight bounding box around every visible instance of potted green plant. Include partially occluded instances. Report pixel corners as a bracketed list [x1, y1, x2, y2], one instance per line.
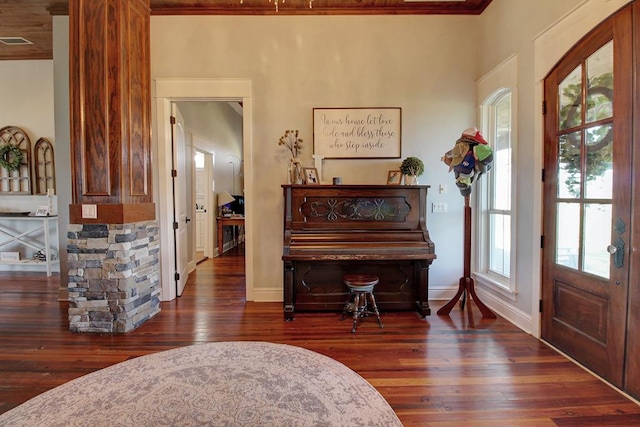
[400, 156, 424, 184]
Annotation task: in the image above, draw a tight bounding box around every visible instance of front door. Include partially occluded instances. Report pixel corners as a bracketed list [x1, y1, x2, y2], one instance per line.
[542, 4, 633, 387]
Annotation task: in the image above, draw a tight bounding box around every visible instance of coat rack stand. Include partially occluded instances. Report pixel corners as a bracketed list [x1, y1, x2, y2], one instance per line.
[437, 195, 496, 322]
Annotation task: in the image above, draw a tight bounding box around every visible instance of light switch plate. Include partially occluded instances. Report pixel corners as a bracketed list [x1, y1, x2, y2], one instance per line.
[432, 202, 447, 213]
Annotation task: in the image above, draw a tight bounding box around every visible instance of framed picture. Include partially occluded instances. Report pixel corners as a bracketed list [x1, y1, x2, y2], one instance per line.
[34, 205, 50, 216]
[303, 167, 320, 184]
[313, 107, 402, 159]
[387, 170, 402, 185]
[0, 252, 20, 261]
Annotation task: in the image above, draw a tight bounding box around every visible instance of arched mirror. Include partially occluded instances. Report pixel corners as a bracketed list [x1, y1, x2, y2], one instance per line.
[0, 125, 31, 194]
[34, 137, 55, 195]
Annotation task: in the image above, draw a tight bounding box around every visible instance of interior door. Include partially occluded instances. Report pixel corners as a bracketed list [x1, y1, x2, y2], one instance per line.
[171, 111, 190, 297]
[542, 5, 633, 387]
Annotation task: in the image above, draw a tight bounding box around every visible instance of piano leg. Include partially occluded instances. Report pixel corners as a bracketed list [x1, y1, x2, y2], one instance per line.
[417, 260, 432, 316]
[284, 305, 295, 321]
[283, 261, 295, 321]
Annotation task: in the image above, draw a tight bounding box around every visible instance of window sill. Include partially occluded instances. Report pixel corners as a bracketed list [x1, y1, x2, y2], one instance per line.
[474, 271, 517, 302]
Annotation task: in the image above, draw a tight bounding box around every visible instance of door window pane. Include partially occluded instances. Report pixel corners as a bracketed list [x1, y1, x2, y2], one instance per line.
[558, 132, 582, 198]
[583, 203, 611, 278]
[556, 202, 580, 269]
[585, 124, 613, 199]
[554, 40, 616, 279]
[559, 66, 582, 130]
[586, 41, 613, 123]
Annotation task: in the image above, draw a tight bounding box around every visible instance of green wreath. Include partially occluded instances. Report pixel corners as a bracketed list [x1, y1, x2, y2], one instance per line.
[0, 144, 24, 172]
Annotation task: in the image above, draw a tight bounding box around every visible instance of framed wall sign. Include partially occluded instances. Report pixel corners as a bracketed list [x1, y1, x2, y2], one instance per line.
[34, 205, 50, 216]
[313, 107, 401, 159]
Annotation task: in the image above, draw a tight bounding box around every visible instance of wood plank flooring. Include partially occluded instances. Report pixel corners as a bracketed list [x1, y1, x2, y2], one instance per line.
[1, 245, 639, 426]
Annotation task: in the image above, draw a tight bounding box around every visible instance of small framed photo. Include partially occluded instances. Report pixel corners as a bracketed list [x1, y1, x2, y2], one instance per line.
[0, 252, 20, 261]
[303, 167, 320, 184]
[387, 170, 402, 185]
[34, 205, 50, 216]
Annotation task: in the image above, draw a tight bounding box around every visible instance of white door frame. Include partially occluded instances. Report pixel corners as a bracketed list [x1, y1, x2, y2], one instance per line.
[154, 78, 254, 302]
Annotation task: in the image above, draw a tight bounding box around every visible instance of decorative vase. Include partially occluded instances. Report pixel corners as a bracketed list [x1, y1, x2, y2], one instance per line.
[404, 175, 418, 185]
[288, 158, 304, 184]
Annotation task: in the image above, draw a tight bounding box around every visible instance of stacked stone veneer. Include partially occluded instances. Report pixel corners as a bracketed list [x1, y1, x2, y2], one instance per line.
[67, 221, 161, 333]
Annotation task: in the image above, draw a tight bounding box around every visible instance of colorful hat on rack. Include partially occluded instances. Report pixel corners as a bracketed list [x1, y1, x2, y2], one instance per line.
[461, 127, 488, 145]
[442, 127, 493, 196]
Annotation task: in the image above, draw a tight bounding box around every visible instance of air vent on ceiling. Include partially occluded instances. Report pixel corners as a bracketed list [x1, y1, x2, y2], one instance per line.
[0, 37, 33, 46]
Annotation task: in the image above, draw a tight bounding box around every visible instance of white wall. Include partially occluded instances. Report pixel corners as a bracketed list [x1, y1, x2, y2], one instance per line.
[0, 60, 59, 272]
[0, 61, 55, 144]
[53, 15, 71, 284]
[151, 14, 481, 301]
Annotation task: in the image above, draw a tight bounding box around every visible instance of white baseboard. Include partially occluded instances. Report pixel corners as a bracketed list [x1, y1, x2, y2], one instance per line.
[475, 287, 534, 334]
[429, 285, 535, 334]
[251, 287, 282, 302]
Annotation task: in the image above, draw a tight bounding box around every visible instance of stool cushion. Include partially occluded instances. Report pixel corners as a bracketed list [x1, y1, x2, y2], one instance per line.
[343, 274, 379, 288]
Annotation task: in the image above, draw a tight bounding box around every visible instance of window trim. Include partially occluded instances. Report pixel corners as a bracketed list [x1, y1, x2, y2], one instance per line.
[473, 85, 518, 301]
[476, 90, 514, 290]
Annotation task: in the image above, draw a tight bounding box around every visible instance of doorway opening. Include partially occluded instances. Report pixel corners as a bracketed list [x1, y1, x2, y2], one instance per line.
[155, 78, 254, 303]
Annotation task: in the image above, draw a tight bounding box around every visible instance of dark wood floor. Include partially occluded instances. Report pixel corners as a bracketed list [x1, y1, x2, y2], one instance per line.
[1, 245, 639, 426]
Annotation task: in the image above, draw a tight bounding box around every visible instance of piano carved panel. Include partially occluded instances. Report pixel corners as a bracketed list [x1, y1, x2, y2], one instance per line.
[282, 184, 436, 320]
[300, 197, 410, 223]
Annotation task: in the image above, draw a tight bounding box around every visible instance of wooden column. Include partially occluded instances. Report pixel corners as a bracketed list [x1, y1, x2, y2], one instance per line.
[68, 0, 154, 223]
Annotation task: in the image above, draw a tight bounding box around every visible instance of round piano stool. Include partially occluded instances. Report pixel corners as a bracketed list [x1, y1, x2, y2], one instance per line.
[340, 274, 384, 333]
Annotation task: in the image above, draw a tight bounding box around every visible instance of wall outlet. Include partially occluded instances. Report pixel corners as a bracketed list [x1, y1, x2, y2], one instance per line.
[82, 204, 97, 219]
[432, 202, 447, 213]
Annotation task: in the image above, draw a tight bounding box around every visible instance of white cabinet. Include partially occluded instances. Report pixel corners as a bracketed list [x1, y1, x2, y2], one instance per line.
[0, 214, 59, 276]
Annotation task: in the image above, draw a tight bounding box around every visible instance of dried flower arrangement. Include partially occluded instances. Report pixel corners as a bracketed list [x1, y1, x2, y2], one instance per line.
[278, 129, 303, 160]
[278, 129, 304, 184]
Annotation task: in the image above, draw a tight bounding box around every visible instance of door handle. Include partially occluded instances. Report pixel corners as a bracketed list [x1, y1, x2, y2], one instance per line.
[609, 237, 624, 268]
[609, 217, 626, 269]
[185, 217, 191, 223]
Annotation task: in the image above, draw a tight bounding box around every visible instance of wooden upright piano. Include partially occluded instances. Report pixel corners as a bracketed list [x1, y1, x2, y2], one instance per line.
[282, 184, 436, 320]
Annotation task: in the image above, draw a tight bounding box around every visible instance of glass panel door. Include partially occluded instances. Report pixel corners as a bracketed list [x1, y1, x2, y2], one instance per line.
[542, 6, 632, 388]
[554, 41, 613, 279]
